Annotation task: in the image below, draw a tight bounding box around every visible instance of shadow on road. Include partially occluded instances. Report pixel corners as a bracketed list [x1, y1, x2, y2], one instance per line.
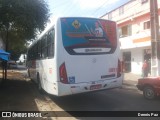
[7, 65, 27, 71]
[0, 78, 39, 111]
[48, 82, 160, 120]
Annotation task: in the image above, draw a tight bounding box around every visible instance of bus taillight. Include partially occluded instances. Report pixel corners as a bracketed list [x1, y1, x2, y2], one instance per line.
[59, 63, 68, 84]
[117, 59, 122, 77]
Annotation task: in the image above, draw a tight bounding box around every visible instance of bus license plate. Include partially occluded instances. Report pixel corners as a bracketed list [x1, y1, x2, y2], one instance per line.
[90, 84, 102, 90]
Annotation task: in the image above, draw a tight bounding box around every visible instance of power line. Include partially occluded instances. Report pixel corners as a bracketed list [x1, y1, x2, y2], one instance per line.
[49, 0, 112, 17]
[49, 0, 150, 18]
[92, 0, 131, 17]
[92, 1, 115, 17]
[102, 0, 150, 20]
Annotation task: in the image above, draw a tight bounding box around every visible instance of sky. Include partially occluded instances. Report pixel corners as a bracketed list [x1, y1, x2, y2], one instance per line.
[46, 0, 131, 18]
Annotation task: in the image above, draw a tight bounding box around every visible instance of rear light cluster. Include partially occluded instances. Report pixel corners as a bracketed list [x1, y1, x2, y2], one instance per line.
[117, 59, 122, 77]
[59, 63, 69, 84]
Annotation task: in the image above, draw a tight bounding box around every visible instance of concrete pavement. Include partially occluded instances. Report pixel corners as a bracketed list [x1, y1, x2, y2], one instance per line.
[122, 73, 142, 86]
[124, 73, 142, 81]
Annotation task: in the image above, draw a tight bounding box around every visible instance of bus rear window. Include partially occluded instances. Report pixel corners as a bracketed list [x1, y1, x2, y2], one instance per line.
[61, 18, 117, 55]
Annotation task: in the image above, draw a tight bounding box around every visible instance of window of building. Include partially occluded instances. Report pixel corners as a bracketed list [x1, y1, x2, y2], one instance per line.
[119, 25, 132, 38]
[144, 21, 150, 30]
[141, 0, 148, 4]
[119, 6, 124, 16]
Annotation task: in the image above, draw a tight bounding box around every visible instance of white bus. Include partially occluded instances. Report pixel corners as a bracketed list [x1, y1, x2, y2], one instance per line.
[27, 17, 123, 96]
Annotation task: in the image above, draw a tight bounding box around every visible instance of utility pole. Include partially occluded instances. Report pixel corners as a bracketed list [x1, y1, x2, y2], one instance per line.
[5, 27, 9, 80]
[150, 0, 160, 76]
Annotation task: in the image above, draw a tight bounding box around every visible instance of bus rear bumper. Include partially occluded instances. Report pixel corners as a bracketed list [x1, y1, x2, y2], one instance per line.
[57, 77, 123, 96]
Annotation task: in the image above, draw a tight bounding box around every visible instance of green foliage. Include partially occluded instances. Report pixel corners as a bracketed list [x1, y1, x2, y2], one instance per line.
[7, 30, 28, 60]
[0, 0, 49, 60]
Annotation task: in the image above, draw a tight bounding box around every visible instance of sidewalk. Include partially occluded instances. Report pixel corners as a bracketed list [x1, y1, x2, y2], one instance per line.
[124, 73, 142, 81]
[122, 73, 142, 86]
[0, 66, 27, 83]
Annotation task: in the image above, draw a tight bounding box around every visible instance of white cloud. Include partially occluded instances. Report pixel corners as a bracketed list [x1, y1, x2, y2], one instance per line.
[74, 0, 119, 9]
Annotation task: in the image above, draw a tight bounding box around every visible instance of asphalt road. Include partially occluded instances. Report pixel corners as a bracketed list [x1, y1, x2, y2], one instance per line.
[50, 85, 160, 111]
[0, 66, 160, 120]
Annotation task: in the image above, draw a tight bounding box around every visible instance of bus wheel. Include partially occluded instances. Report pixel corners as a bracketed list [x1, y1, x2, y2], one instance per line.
[37, 74, 43, 94]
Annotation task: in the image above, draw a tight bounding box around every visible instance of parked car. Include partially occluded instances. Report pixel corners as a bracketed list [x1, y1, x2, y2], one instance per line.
[136, 77, 160, 99]
[7, 60, 17, 69]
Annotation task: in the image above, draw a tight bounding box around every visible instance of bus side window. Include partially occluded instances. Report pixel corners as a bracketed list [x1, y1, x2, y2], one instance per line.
[33, 45, 37, 60]
[47, 28, 55, 58]
[37, 40, 41, 59]
[30, 47, 34, 60]
[42, 35, 48, 59]
[27, 49, 31, 61]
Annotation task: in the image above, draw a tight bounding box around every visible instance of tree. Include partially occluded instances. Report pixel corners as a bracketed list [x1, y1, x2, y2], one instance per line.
[0, 0, 49, 80]
[0, 0, 49, 57]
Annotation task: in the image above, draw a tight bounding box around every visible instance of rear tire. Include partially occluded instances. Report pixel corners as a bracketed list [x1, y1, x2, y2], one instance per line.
[37, 74, 43, 94]
[143, 86, 156, 100]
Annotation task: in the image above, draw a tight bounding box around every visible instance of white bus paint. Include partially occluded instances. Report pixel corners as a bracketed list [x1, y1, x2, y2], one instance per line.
[27, 17, 123, 96]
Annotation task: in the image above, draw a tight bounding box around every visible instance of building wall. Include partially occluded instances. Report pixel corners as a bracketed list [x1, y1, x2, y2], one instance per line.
[122, 47, 151, 74]
[102, 0, 150, 22]
[101, 0, 160, 74]
[131, 48, 143, 74]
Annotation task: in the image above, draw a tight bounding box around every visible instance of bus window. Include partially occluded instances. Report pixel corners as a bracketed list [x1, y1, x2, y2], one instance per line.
[37, 40, 41, 59]
[47, 28, 55, 58]
[61, 18, 117, 55]
[41, 35, 48, 59]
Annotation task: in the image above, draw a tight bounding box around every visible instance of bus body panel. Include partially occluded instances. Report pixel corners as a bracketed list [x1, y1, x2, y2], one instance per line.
[64, 54, 118, 83]
[57, 77, 122, 96]
[37, 59, 57, 94]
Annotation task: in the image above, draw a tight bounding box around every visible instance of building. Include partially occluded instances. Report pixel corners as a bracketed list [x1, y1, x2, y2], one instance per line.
[16, 54, 26, 64]
[101, 0, 160, 75]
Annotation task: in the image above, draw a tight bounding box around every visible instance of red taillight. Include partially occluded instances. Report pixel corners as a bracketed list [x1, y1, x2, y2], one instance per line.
[59, 63, 68, 84]
[117, 59, 122, 77]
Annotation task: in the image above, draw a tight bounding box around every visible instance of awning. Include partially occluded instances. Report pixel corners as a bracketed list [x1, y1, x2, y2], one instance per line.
[0, 49, 10, 61]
